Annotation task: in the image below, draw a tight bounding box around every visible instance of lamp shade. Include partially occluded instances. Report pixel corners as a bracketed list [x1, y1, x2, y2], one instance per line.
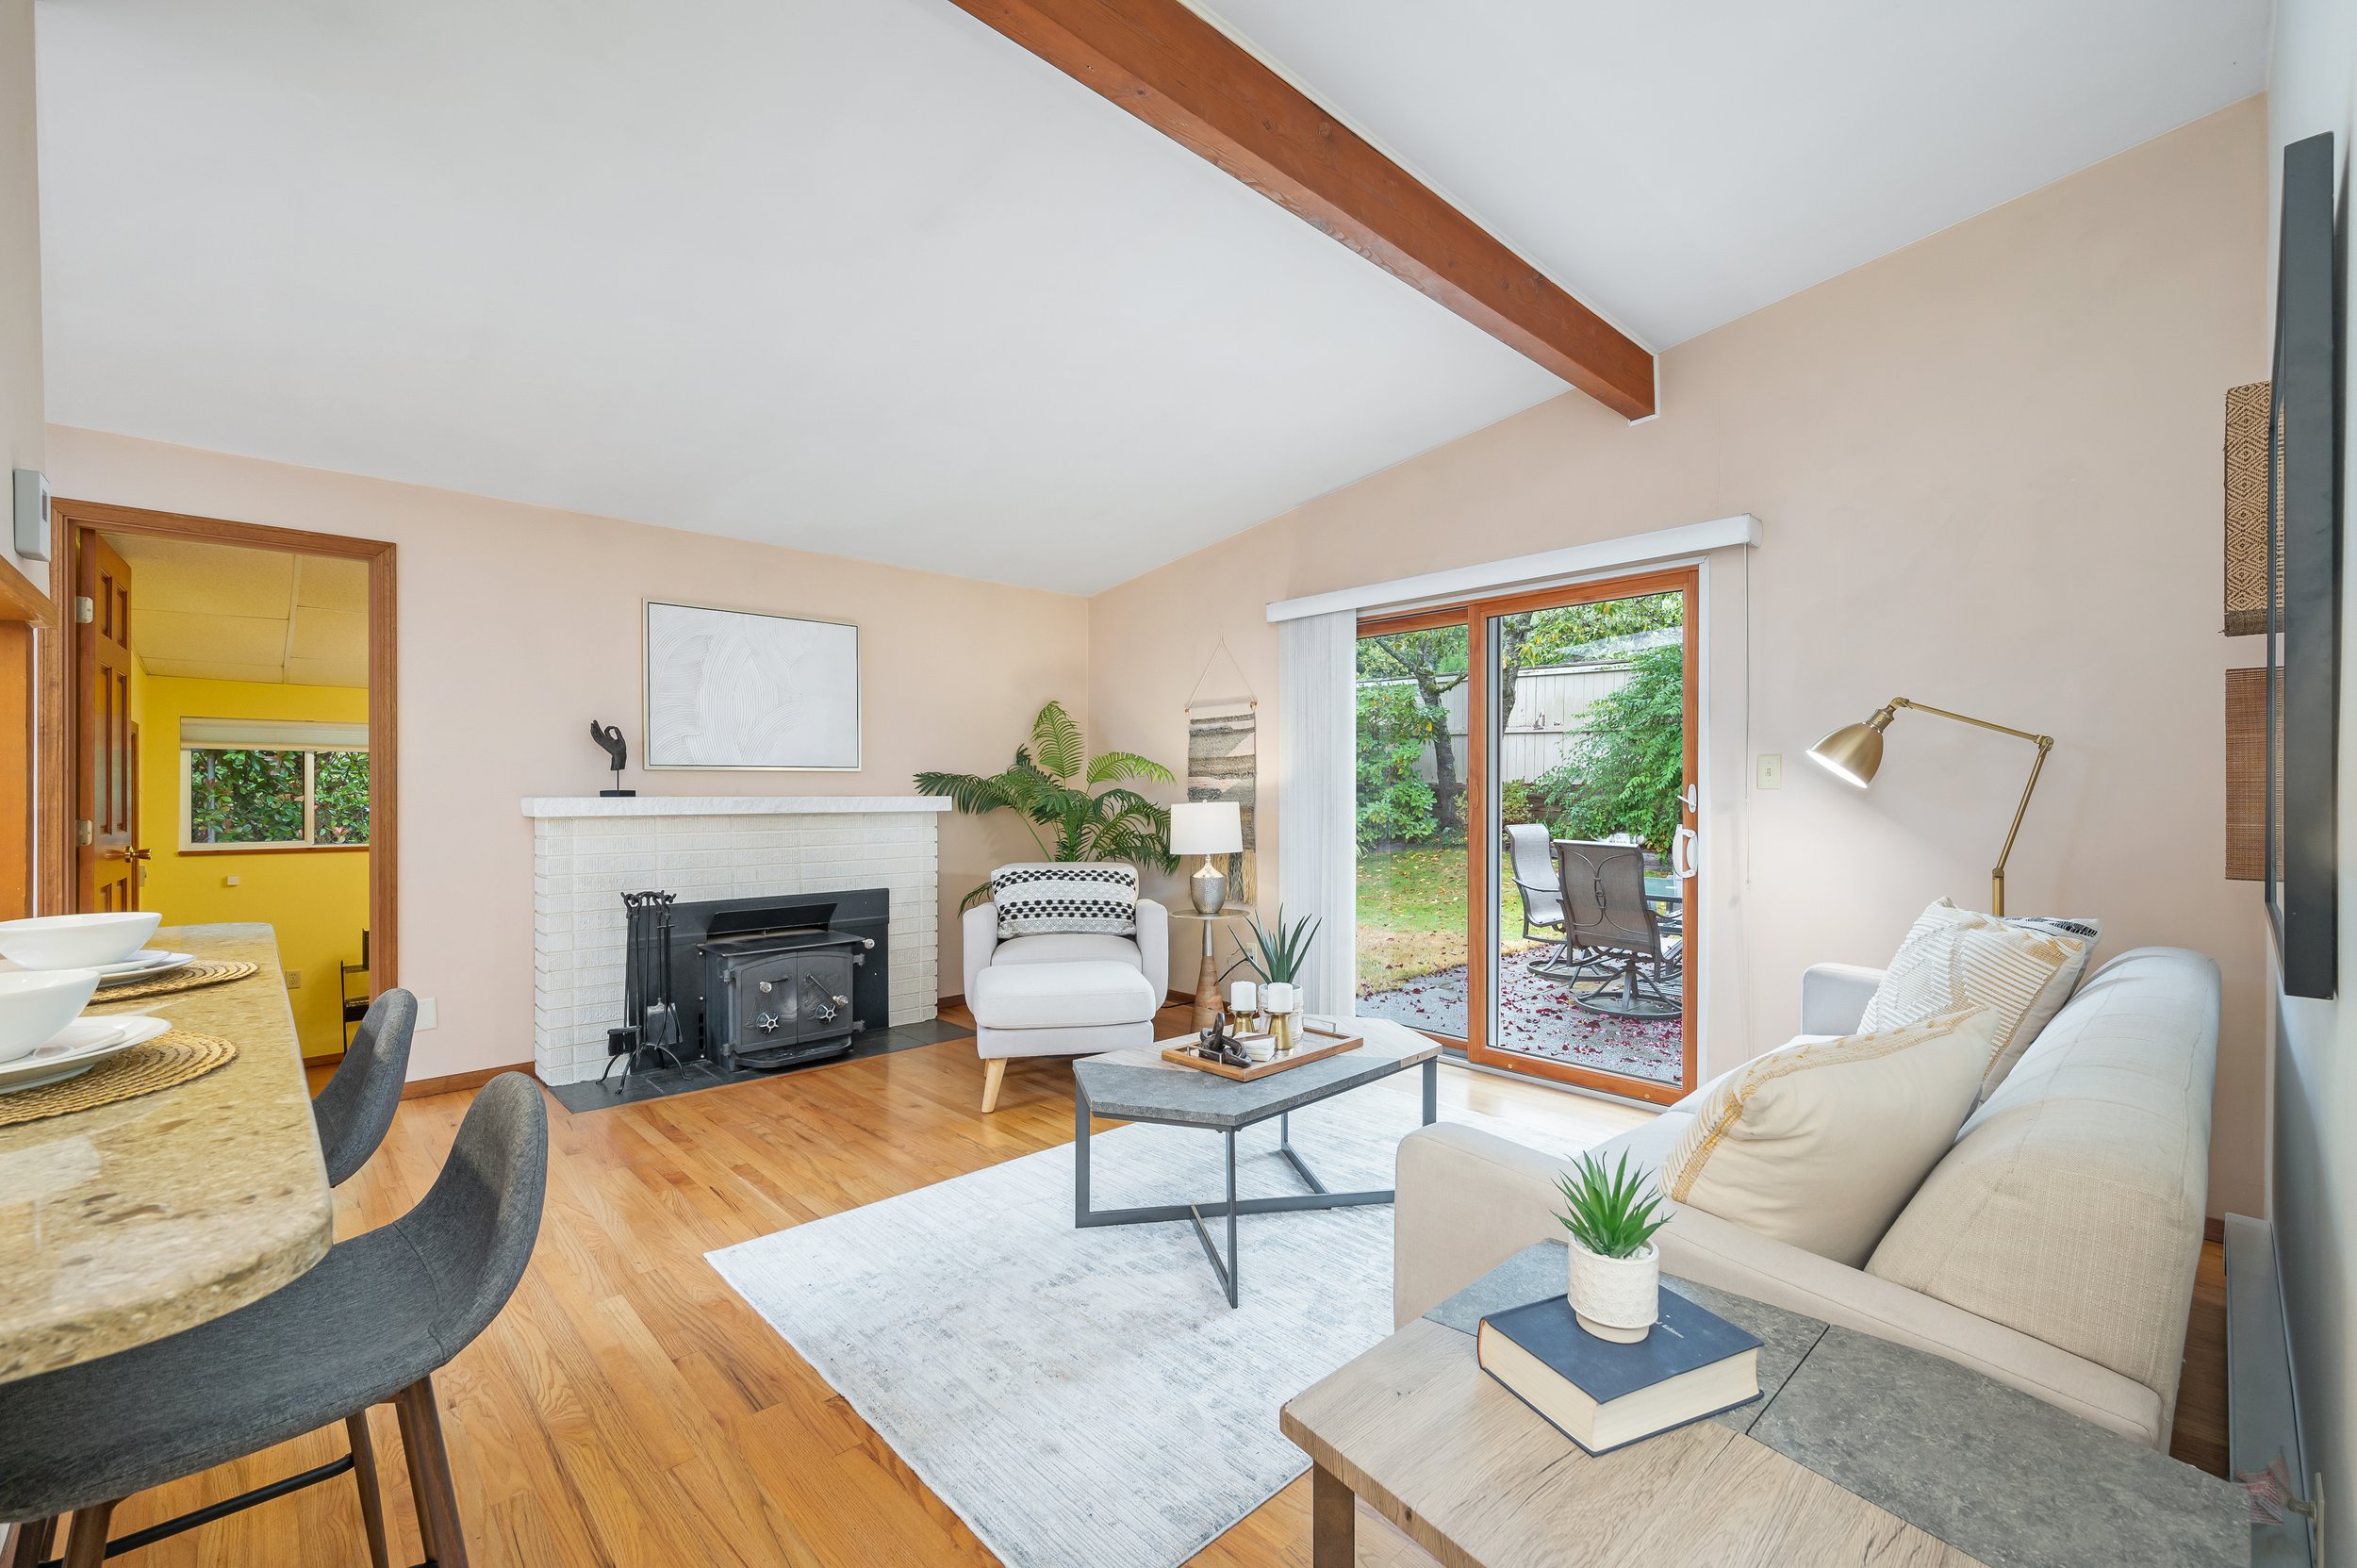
[1808, 721, 1884, 787]
[1169, 801, 1243, 856]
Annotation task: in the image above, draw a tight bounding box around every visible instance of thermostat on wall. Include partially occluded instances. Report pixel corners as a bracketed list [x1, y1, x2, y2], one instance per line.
[11, 470, 49, 562]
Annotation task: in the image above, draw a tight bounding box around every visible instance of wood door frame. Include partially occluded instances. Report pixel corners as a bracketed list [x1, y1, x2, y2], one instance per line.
[0, 554, 53, 920]
[36, 499, 398, 995]
[1464, 566, 1699, 1104]
[1357, 567, 1700, 1106]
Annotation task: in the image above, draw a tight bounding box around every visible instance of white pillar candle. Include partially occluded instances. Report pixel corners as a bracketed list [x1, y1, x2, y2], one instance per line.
[1229, 981, 1258, 1015]
[1262, 982, 1295, 1015]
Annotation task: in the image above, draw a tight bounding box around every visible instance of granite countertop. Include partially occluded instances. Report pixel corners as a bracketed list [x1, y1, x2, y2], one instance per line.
[0, 923, 331, 1384]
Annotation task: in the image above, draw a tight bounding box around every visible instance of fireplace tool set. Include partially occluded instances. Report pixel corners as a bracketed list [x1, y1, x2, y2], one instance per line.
[604, 889, 684, 1091]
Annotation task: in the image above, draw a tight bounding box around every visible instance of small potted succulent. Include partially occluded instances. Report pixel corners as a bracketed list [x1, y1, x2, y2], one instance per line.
[1242, 907, 1320, 1053]
[1554, 1151, 1673, 1344]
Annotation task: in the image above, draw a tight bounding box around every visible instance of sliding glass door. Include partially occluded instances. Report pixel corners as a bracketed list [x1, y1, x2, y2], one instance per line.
[1353, 570, 1698, 1102]
[1353, 610, 1472, 1040]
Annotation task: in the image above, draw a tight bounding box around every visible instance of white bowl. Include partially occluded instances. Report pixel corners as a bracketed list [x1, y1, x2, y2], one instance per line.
[0, 912, 162, 970]
[0, 969, 102, 1064]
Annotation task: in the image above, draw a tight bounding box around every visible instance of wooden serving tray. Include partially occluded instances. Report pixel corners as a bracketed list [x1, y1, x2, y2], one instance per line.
[1161, 1027, 1363, 1081]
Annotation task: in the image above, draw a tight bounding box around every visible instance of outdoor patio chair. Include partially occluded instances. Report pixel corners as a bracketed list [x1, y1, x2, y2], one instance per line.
[1506, 823, 1580, 977]
[1554, 839, 1681, 1019]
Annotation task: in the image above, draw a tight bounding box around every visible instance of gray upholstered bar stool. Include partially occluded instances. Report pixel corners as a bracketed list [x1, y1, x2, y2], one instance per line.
[314, 988, 417, 1185]
[0, 1072, 547, 1568]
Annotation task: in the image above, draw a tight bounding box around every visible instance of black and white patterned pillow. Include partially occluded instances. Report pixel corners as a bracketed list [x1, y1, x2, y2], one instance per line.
[991, 862, 1140, 938]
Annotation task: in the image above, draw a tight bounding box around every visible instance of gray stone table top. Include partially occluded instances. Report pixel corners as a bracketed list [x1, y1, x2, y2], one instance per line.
[1074, 1015, 1437, 1129]
[1426, 1243, 2250, 1568]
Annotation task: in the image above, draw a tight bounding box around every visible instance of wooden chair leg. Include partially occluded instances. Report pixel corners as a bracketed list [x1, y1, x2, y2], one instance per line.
[981, 1057, 1008, 1113]
[394, 1388, 437, 1564]
[348, 1411, 393, 1568]
[395, 1376, 470, 1568]
[5, 1518, 57, 1568]
[61, 1501, 113, 1568]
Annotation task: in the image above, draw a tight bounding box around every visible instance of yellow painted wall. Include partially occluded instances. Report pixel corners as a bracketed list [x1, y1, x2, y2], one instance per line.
[128, 672, 371, 1059]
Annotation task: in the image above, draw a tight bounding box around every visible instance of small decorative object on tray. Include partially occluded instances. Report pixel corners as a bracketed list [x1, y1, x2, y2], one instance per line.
[1162, 1012, 1363, 1081]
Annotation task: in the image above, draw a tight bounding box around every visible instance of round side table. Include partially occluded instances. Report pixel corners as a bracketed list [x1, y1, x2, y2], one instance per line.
[1167, 906, 1260, 1031]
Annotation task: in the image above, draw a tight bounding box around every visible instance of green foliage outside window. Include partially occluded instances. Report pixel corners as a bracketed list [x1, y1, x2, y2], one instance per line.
[189, 750, 305, 844]
[1532, 644, 1686, 853]
[1355, 683, 1445, 850]
[314, 751, 371, 844]
[187, 747, 370, 847]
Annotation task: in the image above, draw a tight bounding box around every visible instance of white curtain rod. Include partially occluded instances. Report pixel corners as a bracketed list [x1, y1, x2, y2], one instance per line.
[1262, 514, 1760, 623]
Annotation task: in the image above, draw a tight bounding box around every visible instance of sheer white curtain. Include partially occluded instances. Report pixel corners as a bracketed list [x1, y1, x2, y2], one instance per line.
[1277, 610, 1357, 1016]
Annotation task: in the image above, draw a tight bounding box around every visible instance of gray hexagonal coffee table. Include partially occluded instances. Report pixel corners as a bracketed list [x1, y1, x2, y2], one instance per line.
[1070, 1018, 1440, 1307]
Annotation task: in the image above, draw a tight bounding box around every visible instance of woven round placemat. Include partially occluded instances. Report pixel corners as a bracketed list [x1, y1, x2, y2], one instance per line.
[0, 1031, 239, 1127]
[87, 959, 258, 1005]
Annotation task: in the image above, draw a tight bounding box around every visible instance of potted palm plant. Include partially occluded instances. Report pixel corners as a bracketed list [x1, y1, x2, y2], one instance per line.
[1241, 907, 1319, 1052]
[916, 701, 1177, 909]
[1555, 1151, 1673, 1343]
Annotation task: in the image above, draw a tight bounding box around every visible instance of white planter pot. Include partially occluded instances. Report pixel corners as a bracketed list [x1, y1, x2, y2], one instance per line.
[1567, 1241, 1659, 1344]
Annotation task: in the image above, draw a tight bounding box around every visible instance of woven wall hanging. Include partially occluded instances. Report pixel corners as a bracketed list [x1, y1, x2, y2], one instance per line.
[2223, 380, 2271, 636]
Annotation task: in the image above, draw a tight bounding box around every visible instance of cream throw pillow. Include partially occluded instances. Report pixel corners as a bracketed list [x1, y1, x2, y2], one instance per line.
[1858, 900, 2093, 1098]
[1658, 1006, 1999, 1266]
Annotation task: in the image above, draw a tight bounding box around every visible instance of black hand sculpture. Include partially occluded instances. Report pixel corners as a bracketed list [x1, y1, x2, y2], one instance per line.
[590, 720, 634, 797]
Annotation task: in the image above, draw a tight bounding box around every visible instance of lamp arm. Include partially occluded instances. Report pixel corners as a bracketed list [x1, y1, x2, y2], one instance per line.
[1884, 698, 2055, 916]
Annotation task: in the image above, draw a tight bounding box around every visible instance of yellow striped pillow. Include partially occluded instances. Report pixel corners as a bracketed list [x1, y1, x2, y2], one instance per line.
[1858, 900, 2090, 1096]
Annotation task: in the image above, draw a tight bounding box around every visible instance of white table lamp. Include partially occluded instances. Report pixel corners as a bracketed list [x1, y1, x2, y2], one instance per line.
[1169, 801, 1244, 915]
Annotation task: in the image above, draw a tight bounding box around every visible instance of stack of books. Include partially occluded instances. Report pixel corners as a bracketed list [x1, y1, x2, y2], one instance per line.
[1475, 1290, 1763, 1455]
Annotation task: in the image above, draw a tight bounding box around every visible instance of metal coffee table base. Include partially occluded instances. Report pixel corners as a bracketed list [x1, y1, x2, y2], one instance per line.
[1074, 1060, 1438, 1308]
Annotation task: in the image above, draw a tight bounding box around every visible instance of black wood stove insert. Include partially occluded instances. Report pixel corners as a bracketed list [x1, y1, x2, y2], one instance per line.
[623, 888, 891, 1073]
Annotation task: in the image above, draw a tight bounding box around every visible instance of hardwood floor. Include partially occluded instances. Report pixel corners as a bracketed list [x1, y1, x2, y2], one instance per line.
[137, 1013, 2217, 1567]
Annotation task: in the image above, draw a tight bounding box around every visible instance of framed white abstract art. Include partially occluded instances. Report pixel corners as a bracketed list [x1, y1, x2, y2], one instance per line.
[642, 600, 861, 770]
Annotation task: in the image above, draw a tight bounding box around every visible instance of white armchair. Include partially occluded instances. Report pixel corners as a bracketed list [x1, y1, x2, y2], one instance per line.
[963, 895, 1169, 1112]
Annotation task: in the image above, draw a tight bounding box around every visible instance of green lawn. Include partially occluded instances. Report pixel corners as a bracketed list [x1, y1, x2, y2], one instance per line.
[1355, 844, 1541, 993]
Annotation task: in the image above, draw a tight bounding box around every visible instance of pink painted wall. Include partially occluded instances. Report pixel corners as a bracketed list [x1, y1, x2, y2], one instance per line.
[42, 426, 1090, 1081]
[1089, 98, 2273, 1217]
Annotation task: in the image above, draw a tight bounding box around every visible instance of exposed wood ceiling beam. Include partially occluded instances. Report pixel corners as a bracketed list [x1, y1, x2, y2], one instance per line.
[943, 0, 1656, 420]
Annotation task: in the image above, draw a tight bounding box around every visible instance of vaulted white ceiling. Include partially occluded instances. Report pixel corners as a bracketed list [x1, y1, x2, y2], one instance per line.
[35, 0, 2268, 595]
[1202, 0, 2273, 348]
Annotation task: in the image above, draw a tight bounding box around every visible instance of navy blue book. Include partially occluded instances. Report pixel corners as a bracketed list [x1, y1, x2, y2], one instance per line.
[1475, 1289, 1763, 1456]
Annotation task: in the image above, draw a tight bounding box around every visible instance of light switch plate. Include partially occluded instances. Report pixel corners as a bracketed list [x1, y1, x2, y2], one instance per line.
[1756, 753, 1784, 790]
[416, 998, 438, 1031]
[11, 470, 49, 561]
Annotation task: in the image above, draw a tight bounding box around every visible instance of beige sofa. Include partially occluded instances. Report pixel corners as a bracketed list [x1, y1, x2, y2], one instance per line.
[1394, 947, 2218, 1450]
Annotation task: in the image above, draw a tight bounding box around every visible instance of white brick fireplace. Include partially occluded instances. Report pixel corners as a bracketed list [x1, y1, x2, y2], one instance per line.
[523, 796, 950, 1085]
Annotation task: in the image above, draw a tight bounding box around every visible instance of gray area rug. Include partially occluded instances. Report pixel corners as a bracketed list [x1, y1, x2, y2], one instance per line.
[708, 1086, 1602, 1568]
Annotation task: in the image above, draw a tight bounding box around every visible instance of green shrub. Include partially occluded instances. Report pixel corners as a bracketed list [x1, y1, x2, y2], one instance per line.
[1539, 645, 1685, 853]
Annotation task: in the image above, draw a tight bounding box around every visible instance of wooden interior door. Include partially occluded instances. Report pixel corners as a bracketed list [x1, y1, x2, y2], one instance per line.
[75, 530, 143, 912]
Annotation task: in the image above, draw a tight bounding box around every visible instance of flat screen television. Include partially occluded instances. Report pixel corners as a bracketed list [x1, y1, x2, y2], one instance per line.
[2266, 130, 2342, 999]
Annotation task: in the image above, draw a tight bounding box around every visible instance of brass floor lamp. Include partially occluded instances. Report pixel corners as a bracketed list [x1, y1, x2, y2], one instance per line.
[1807, 699, 2054, 916]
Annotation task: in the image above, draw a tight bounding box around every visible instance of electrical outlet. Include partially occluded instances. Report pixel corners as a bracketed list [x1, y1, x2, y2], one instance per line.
[1756, 753, 1784, 790]
[416, 998, 438, 1031]
[285, 970, 302, 989]
[223, 874, 239, 887]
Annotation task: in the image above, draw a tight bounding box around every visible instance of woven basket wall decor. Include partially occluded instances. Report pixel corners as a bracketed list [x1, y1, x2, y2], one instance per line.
[2223, 380, 2272, 636]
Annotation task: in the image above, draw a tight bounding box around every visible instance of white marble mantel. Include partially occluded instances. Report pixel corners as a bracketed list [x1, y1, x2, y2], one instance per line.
[522, 795, 952, 818]
[526, 795, 947, 1083]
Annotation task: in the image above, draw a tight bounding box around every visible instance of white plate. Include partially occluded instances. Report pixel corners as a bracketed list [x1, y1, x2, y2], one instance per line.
[91, 950, 196, 985]
[0, 949, 192, 980]
[0, 1015, 170, 1094]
